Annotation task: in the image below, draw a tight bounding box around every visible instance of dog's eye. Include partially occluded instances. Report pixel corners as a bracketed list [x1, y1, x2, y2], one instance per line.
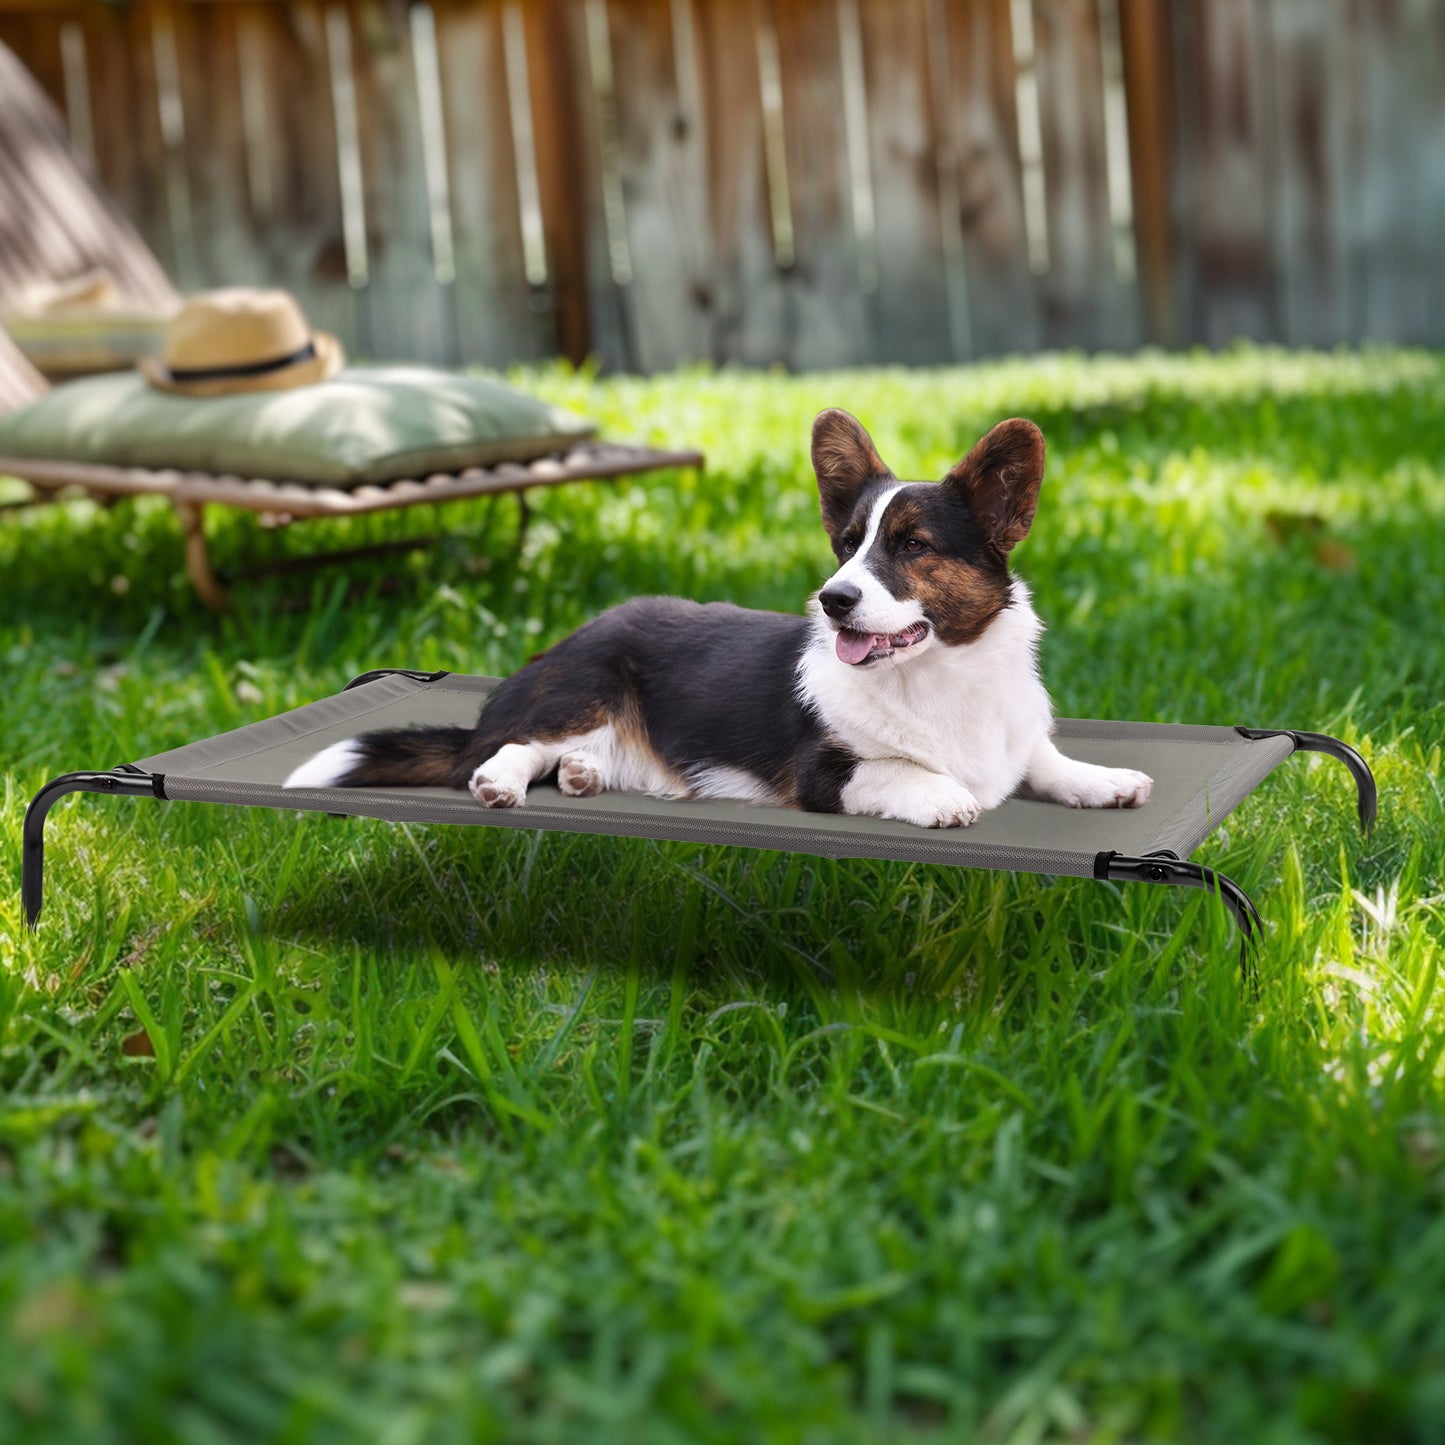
[902, 537, 929, 554]
[841, 539, 858, 557]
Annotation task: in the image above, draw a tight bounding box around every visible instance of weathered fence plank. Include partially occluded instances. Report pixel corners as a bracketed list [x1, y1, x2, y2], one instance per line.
[521, 0, 593, 366]
[2, 0, 1442, 370]
[855, 0, 951, 365]
[937, 0, 1038, 357]
[772, 0, 873, 369]
[344, 0, 449, 361]
[167, 0, 264, 293]
[1265, 0, 1352, 348]
[604, 0, 713, 370]
[430, 0, 537, 365]
[1118, 0, 1175, 345]
[1033, 0, 1134, 349]
[1175, 0, 1280, 346]
[693, 0, 790, 366]
[80, 4, 171, 276]
[222, 2, 360, 350]
[1357, 0, 1440, 345]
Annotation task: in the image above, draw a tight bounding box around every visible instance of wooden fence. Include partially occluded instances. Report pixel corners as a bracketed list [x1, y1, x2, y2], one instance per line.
[2, 0, 1441, 372]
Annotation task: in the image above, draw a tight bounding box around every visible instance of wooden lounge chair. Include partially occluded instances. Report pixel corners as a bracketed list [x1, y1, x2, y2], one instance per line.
[0, 48, 702, 606]
[0, 439, 705, 608]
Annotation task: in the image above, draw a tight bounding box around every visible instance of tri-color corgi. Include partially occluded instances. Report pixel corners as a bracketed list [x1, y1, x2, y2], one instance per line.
[284, 411, 1151, 828]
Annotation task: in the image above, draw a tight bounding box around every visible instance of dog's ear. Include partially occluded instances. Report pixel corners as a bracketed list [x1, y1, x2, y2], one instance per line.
[812, 409, 893, 534]
[944, 418, 1045, 554]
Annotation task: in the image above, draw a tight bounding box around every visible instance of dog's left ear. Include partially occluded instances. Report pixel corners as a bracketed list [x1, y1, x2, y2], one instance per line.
[944, 418, 1045, 554]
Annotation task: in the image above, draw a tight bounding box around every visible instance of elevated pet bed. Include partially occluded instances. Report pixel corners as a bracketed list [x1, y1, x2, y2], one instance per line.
[23, 670, 1376, 970]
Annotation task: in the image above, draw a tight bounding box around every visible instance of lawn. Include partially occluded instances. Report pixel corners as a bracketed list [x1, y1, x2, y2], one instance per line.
[2, 347, 1443, 1443]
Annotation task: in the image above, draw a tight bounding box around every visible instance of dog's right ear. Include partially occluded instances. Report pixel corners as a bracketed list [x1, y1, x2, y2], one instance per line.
[812, 409, 894, 536]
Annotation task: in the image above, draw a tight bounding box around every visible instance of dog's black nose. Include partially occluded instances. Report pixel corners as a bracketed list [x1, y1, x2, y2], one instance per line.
[818, 581, 863, 621]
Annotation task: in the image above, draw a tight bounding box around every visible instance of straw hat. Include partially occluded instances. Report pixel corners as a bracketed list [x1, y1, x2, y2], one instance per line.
[140, 287, 344, 397]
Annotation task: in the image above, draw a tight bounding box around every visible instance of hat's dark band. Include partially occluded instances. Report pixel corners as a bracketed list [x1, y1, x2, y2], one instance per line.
[161, 339, 318, 384]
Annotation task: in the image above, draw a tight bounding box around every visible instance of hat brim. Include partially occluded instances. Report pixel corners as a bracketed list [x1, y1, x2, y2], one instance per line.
[140, 331, 346, 398]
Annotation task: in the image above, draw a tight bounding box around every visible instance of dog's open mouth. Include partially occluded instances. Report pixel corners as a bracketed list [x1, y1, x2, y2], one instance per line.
[835, 620, 930, 665]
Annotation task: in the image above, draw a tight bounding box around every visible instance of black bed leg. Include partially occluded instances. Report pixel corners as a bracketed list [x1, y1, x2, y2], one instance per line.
[1236, 727, 1377, 836]
[23, 770, 166, 928]
[1094, 851, 1263, 985]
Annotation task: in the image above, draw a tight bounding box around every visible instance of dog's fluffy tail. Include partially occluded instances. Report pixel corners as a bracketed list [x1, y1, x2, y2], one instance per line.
[282, 726, 475, 790]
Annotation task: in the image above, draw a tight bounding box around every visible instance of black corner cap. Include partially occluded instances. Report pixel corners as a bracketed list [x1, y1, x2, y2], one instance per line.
[343, 669, 451, 692]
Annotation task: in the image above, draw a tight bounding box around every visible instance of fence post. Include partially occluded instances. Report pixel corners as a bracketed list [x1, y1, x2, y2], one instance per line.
[522, 0, 592, 366]
[1117, 0, 1175, 345]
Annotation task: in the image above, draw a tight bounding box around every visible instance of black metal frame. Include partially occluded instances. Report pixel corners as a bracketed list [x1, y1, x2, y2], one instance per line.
[1092, 850, 1266, 984]
[23, 766, 167, 927]
[22, 669, 444, 927]
[21, 696, 1378, 970]
[1234, 728, 1377, 834]
[342, 668, 452, 691]
[1092, 728, 1376, 979]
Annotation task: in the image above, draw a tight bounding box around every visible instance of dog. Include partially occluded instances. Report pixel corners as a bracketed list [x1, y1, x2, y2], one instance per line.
[283, 411, 1151, 828]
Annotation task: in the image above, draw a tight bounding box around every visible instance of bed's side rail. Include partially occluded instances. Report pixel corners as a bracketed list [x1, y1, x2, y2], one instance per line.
[342, 668, 452, 691]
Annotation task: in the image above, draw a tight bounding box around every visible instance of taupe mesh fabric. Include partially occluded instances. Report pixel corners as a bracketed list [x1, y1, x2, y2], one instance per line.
[133, 673, 1298, 876]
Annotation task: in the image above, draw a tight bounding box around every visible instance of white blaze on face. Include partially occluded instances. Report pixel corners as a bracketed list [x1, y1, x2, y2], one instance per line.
[821, 484, 926, 636]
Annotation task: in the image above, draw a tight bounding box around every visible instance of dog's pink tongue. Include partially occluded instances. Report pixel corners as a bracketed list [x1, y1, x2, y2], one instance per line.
[836, 629, 877, 665]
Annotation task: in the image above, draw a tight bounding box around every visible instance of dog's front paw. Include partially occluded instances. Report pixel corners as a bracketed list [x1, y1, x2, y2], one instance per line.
[893, 779, 983, 829]
[1060, 766, 1153, 810]
[469, 768, 525, 808]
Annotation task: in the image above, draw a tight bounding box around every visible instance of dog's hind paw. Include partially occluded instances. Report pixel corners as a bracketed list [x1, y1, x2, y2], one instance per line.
[469, 768, 525, 809]
[557, 752, 604, 798]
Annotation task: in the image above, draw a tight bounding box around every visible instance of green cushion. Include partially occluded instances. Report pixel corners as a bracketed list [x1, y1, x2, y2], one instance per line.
[0, 365, 595, 487]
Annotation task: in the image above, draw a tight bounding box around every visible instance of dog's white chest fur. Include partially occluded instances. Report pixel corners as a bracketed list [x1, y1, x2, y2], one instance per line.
[797, 579, 1052, 810]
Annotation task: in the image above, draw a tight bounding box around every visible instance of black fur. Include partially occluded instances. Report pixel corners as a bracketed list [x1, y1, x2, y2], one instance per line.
[320, 411, 1047, 812]
[334, 725, 477, 787]
[334, 598, 857, 806]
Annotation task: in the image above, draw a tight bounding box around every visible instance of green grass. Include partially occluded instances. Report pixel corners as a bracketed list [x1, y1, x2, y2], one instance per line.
[2, 345, 1443, 1443]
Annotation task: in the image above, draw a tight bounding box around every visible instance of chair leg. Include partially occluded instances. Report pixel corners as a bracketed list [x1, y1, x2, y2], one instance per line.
[174, 500, 230, 610]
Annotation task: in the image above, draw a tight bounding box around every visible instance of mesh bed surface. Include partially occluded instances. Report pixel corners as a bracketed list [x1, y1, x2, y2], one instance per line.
[132, 672, 1297, 879]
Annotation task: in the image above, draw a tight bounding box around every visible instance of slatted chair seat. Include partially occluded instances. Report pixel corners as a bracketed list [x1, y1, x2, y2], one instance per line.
[0, 441, 705, 606]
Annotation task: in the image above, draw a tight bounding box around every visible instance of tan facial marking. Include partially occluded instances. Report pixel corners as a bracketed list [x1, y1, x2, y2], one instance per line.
[907, 555, 1010, 645]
